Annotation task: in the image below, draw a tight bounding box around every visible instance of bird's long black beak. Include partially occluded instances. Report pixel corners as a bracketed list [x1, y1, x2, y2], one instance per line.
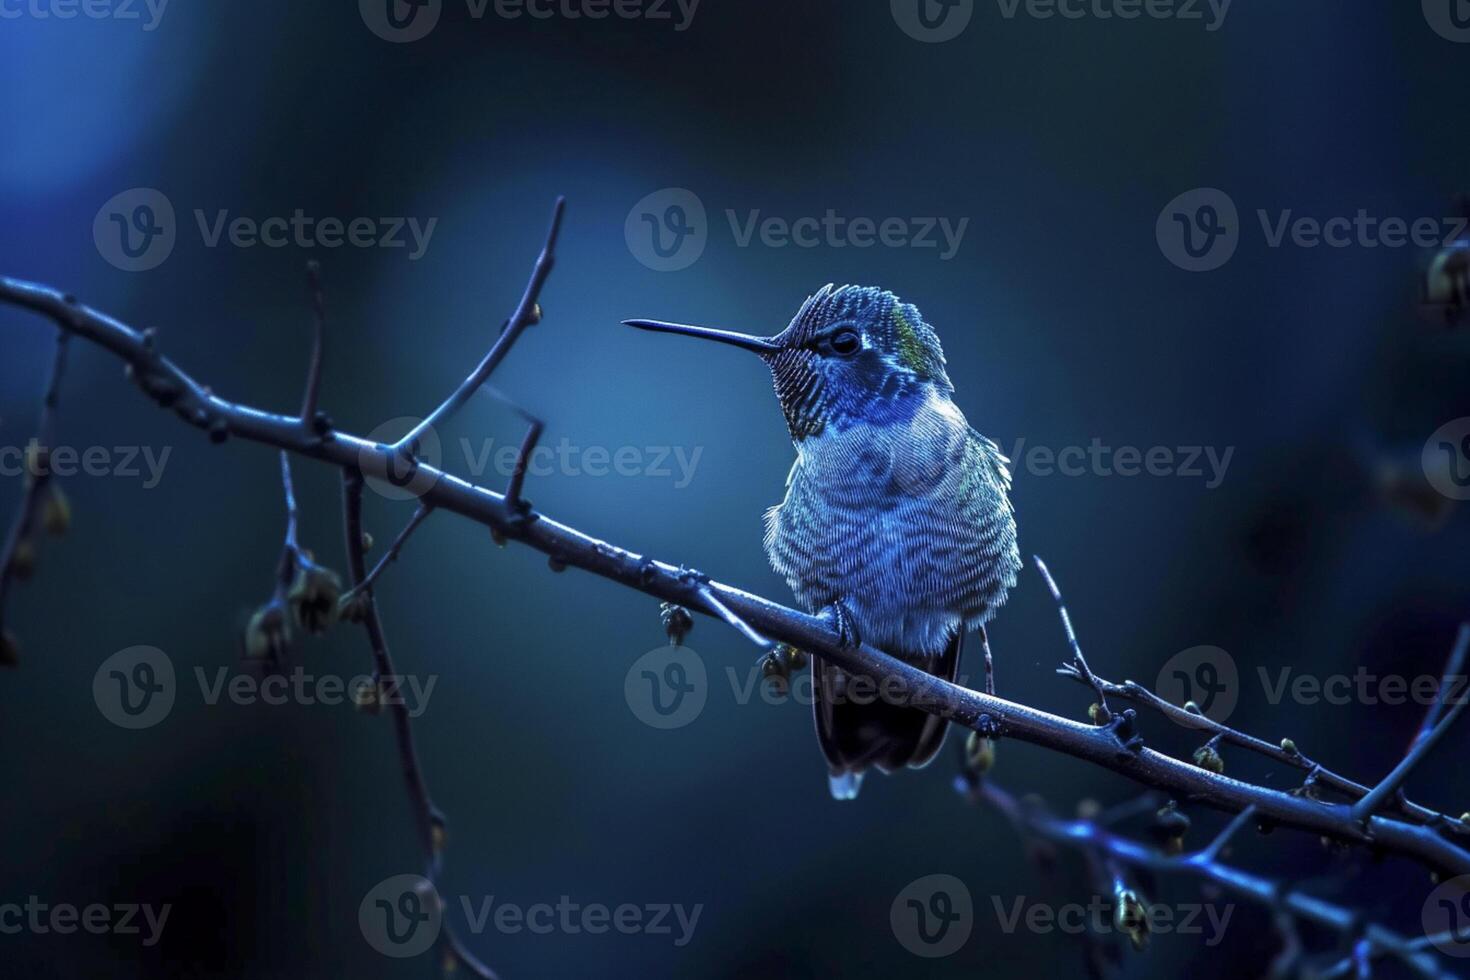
[622, 318, 780, 354]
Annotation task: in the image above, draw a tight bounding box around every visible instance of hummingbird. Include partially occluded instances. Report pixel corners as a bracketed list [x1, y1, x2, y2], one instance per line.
[625, 285, 1020, 799]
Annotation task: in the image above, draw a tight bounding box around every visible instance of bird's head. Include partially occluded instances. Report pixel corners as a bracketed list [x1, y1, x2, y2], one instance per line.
[625, 285, 952, 440]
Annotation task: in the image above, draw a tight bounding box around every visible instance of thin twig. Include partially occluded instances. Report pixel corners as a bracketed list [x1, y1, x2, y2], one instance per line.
[341, 470, 494, 979]
[341, 502, 433, 602]
[1352, 624, 1470, 823]
[0, 331, 70, 622]
[505, 414, 543, 515]
[697, 584, 774, 650]
[1035, 555, 1109, 718]
[1194, 803, 1256, 864]
[979, 624, 995, 697]
[394, 197, 564, 454]
[1416, 622, 1470, 746]
[300, 261, 326, 426]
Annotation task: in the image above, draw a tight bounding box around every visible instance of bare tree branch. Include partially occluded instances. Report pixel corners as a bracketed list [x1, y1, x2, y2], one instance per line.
[3, 203, 1470, 901]
[0, 331, 71, 648]
[965, 781, 1457, 979]
[1060, 650, 1470, 836]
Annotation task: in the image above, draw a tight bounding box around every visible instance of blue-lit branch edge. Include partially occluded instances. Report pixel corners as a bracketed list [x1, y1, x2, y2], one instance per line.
[1, 199, 1468, 973]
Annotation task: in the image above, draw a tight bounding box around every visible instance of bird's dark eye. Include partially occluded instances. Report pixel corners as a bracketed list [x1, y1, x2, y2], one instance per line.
[827, 329, 861, 356]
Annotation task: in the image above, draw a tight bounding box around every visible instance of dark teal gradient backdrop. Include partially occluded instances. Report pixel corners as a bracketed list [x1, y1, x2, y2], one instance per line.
[3, 2, 1470, 977]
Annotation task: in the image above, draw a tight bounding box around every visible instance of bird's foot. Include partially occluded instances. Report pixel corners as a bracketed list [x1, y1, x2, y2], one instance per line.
[819, 601, 862, 649]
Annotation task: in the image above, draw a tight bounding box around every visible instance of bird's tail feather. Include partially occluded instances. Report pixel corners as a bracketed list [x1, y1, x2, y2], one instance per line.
[813, 629, 964, 799]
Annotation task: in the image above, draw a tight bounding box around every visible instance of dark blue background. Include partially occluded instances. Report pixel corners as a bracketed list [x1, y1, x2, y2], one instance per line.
[3, 1, 1470, 976]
